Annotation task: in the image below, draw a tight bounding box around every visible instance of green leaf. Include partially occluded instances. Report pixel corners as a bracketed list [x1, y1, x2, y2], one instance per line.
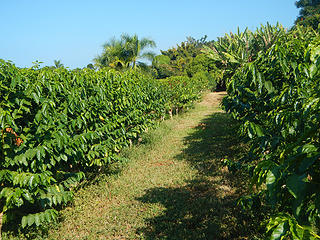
[57, 194, 62, 204]
[49, 209, 58, 222]
[286, 174, 307, 199]
[52, 195, 57, 205]
[270, 222, 287, 240]
[27, 214, 35, 227]
[21, 155, 28, 166]
[301, 144, 317, 154]
[60, 154, 67, 161]
[22, 191, 33, 202]
[248, 123, 254, 139]
[34, 214, 40, 226]
[29, 175, 35, 188]
[39, 211, 46, 223]
[36, 149, 41, 161]
[266, 169, 277, 186]
[32, 92, 40, 104]
[44, 210, 51, 222]
[310, 45, 320, 62]
[254, 124, 264, 137]
[265, 81, 275, 93]
[310, 64, 318, 78]
[21, 216, 28, 228]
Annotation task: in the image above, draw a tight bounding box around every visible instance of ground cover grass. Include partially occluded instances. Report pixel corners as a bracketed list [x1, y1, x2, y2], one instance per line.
[6, 92, 264, 239]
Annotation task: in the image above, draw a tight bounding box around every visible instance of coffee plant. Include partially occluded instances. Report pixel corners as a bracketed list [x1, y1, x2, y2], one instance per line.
[0, 61, 207, 231]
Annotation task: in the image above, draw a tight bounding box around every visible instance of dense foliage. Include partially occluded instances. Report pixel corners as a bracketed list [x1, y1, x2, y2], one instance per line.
[152, 37, 223, 90]
[295, 0, 320, 29]
[154, 36, 208, 77]
[208, 24, 320, 239]
[202, 23, 285, 91]
[0, 61, 207, 230]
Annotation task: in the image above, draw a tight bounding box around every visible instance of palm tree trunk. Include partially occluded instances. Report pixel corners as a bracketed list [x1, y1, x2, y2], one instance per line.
[132, 58, 136, 69]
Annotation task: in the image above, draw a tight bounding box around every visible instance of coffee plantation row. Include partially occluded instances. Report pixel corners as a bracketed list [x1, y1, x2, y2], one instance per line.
[210, 25, 320, 239]
[0, 61, 209, 229]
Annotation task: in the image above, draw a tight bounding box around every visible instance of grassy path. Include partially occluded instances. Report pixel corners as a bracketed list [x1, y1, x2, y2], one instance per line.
[47, 92, 259, 240]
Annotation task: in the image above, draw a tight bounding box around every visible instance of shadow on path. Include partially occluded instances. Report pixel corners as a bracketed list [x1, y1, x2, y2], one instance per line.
[136, 112, 262, 239]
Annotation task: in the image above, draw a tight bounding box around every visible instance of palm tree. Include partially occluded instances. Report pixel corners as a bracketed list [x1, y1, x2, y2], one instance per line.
[94, 34, 156, 70]
[120, 33, 156, 69]
[53, 60, 64, 68]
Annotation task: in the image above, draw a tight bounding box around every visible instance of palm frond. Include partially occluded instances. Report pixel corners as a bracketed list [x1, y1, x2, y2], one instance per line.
[140, 51, 156, 61]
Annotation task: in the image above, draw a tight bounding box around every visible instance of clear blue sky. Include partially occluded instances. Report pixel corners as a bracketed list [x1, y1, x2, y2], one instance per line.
[0, 0, 299, 69]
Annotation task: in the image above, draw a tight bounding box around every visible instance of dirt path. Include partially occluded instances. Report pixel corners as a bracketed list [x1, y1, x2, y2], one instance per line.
[47, 92, 258, 240]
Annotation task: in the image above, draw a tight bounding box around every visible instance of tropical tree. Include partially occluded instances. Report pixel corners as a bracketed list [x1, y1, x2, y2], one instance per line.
[152, 36, 213, 79]
[93, 34, 156, 70]
[295, 0, 320, 29]
[86, 63, 95, 70]
[159, 36, 209, 74]
[94, 37, 128, 69]
[121, 33, 156, 69]
[53, 60, 64, 68]
[202, 23, 285, 90]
